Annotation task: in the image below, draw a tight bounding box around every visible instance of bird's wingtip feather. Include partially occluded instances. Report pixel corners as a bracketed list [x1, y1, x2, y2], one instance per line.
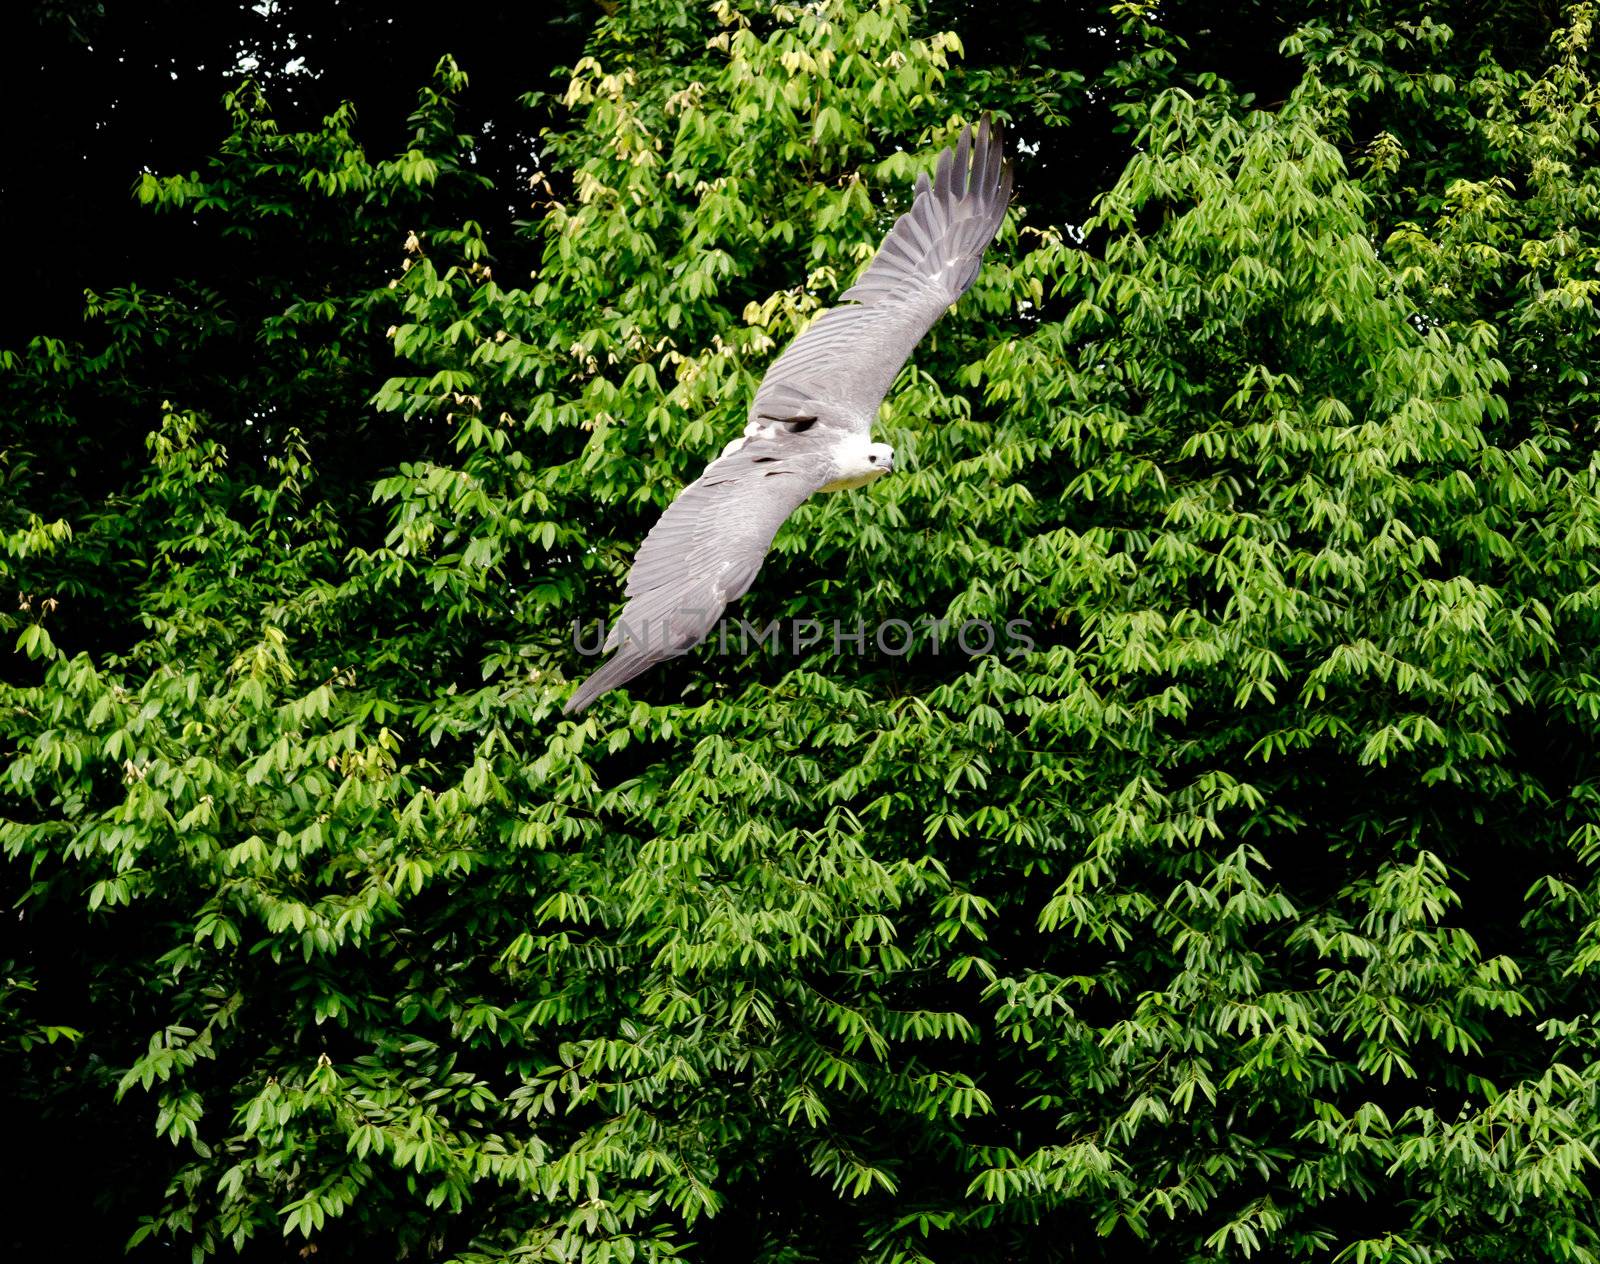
[562, 655, 647, 715]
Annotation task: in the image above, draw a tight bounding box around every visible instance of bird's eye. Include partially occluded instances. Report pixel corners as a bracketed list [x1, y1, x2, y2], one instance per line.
[868, 454, 878, 463]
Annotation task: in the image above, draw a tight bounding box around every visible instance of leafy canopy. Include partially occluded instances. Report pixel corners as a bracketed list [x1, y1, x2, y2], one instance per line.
[4, 1, 1600, 1261]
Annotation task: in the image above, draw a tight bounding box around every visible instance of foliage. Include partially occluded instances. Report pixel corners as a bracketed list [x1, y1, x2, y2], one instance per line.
[4, 1, 1600, 1261]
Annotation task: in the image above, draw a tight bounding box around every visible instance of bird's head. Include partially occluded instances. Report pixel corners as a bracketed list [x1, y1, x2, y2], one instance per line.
[819, 437, 895, 492]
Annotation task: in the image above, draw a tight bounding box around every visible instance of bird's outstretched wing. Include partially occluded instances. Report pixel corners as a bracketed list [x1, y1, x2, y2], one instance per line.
[562, 437, 832, 715]
[747, 115, 1013, 435]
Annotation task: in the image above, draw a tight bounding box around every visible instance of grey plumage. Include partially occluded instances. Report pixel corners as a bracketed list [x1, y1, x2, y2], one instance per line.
[564, 116, 1013, 715]
[747, 115, 1014, 438]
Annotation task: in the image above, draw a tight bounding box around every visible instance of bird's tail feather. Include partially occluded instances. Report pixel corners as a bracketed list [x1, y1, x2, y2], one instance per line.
[562, 653, 656, 715]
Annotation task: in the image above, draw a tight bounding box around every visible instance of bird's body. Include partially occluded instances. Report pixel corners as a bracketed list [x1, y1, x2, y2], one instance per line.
[564, 117, 1013, 715]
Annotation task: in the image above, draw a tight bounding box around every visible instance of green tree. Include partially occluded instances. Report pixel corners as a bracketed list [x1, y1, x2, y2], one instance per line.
[4, 1, 1600, 1261]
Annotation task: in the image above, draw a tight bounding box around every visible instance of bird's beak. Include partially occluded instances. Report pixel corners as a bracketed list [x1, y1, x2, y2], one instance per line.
[881, 456, 895, 474]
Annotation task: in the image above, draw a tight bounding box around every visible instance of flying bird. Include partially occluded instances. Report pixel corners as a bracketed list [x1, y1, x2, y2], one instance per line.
[564, 116, 1013, 714]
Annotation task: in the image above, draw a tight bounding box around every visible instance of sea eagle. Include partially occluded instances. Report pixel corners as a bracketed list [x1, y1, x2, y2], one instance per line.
[565, 116, 1013, 714]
